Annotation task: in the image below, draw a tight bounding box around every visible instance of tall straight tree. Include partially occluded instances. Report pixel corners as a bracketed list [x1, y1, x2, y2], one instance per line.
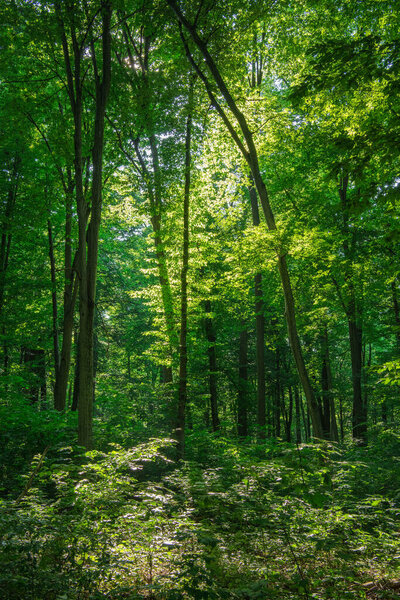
[166, 0, 324, 438]
[56, 0, 112, 448]
[114, 18, 179, 382]
[176, 75, 194, 456]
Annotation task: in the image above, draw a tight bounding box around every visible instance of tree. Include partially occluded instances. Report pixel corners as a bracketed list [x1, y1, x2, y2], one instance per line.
[166, 0, 324, 438]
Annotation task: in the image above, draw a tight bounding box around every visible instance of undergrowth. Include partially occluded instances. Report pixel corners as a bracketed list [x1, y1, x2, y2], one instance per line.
[0, 429, 399, 599]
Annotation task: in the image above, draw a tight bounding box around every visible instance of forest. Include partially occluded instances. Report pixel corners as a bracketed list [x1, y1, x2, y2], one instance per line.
[0, 0, 399, 598]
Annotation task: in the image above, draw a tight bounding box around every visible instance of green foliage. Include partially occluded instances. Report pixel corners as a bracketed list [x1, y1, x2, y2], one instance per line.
[1, 434, 399, 599]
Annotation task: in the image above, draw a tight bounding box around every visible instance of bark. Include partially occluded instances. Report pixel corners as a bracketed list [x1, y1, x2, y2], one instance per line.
[275, 348, 281, 438]
[337, 175, 366, 443]
[205, 299, 220, 431]
[54, 270, 78, 411]
[249, 184, 266, 439]
[295, 386, 302, 444]
[71, 329, 79, 412]
[176, 77, 193, 456]
[77, 2, 112, 448]
[321, 327, 339, 441]
[168, 0, 324, 438]
[238, 325, 248, 438]
[285, 386, 293, 442]
[349, 315, 365, 441]
[54, 179, 78, 412]
[300, 392, 310, 442]
[57, 2, 112, 447]
[47, 219, 60, 380]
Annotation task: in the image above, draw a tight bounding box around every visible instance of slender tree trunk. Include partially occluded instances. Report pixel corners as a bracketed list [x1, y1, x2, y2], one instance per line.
[205, 299, 220, 431]
[321, 327, 339, 441]
[339, 395, 344, 442]
[249, 184, 266, 439]
[300, 393, 310, 442]
[47, 219, 60, 382]
[275, 348, 281, 438]
[285, 386, 293, 442]
[167, 0, 324, 438]
[54, 181, 78, 412]
[71, 329, 79, 412]
[120, 34, 179, 373]
[295, 386, 301, 444]
[337, 174, 367, 444]
[54, 273, 78, 411]
[176, 77, 193, 456]
[78, 5, 112, 448]
[348, 308, 365, 442]
[238, 325, 248, 438]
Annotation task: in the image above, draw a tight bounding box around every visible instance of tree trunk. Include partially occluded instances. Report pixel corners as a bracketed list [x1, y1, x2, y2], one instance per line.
[295, 386, 302, 444]
[249, 184, 266, 439]
[54, 181, 78, 412]
[275, 348, 281, 438]
[176, 76, 193, 456]
[47, 219, 60, 383]
[321, 327, 339, 441]
[338, 174, 367, 444]
[78, 5, 112, 448]
[285, 386, 293, 442]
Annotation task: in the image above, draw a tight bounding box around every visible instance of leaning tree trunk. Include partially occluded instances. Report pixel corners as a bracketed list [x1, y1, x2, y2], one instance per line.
[167, 0, 324, 438]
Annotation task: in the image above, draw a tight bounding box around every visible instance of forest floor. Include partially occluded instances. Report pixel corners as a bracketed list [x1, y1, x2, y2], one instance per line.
[1, 426, 400, 600]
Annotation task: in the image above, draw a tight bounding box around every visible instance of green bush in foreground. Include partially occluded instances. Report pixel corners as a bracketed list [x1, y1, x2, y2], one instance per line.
[0, 432, 399, 599]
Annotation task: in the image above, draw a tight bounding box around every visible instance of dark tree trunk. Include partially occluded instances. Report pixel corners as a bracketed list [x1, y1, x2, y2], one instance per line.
[71, 330, 79, 412]
[249, 184, 266, 439]
[337, 174, 367, 444]
[295, 386, 301, 444]
[284, 386, 293, 442]
[348, 309, 366, 442]
[321, 328, 339, 441]
[54, 180, 78, 412]
[47, 219, 60, 382]
[274, 348, 281, 438]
